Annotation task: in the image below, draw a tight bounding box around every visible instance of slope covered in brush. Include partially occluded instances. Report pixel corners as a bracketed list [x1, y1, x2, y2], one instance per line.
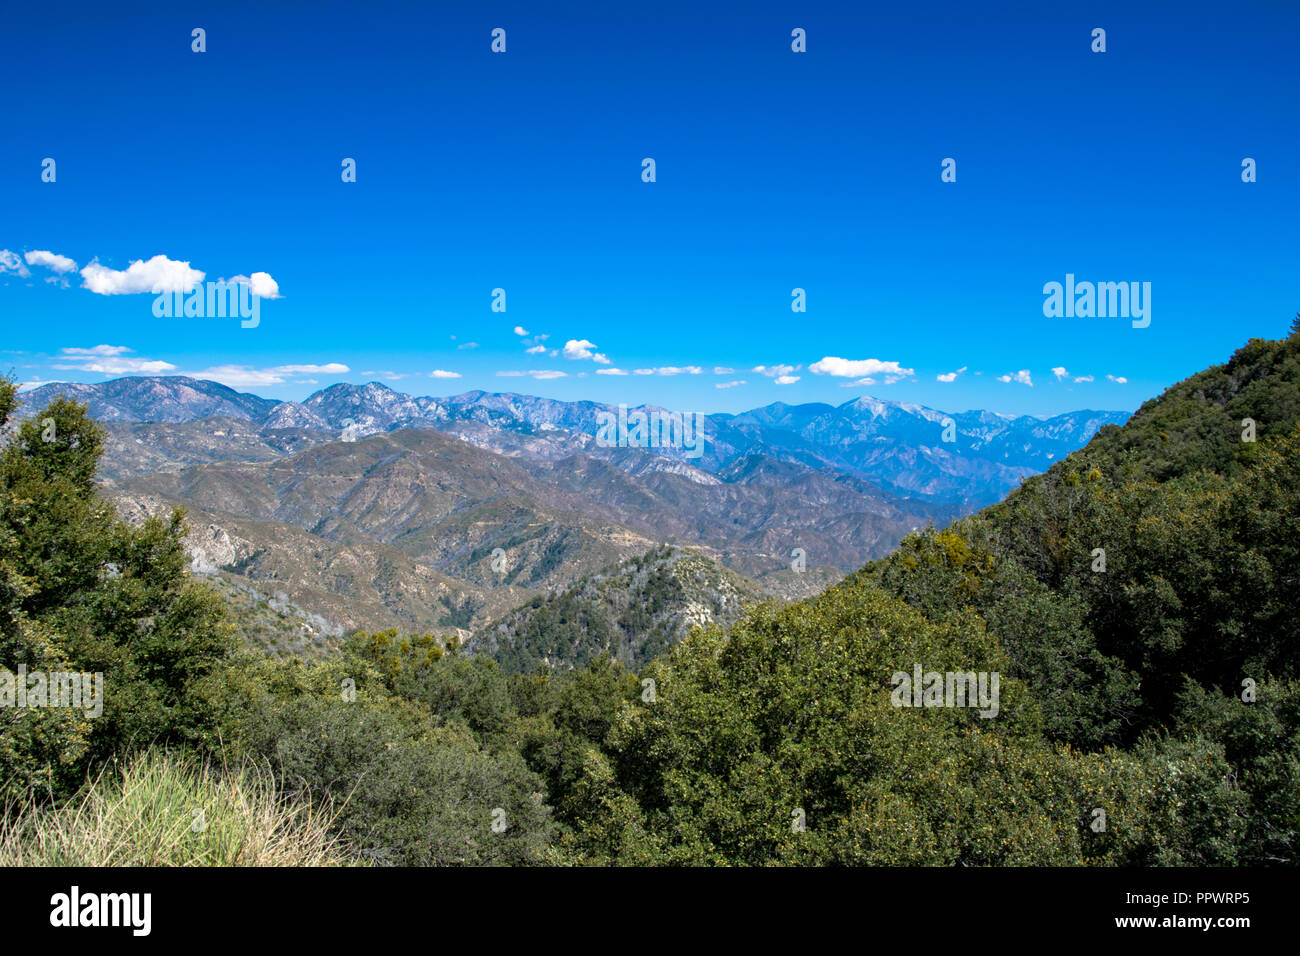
[472, 546, 765, 673]
[549, 331, 1298, 866]
[838, 331, 1300, 861]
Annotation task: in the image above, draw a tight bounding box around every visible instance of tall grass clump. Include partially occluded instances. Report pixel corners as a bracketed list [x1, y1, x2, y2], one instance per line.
[0, 750, 346, 866]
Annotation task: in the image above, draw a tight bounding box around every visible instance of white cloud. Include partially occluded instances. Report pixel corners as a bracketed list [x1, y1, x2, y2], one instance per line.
[18, 249, 278, 297]
[633, 369, 655, 376]
[361, 370, 411, 381]
[1073, 375, 1095, 383]
[753, 363, 800, 379]
[496, 369, 567, 380]
[457, 342, 479, 350]
[936, 365, 968, 383]
[25, 250, 78, 273]
[1106, 374, 1128, 384]
[596, 368, 628, 376]
[226, 272, 282, 300]
[810, 357, 914, 384]
[181, 366, 281, 388]
[1052, 366, 1068, 381]
[513, 326, 529, 336]
[55, 357, 179, 374]
[525, 345, 548, 354]
[184, 363, 349, 388]
[562, 339, 599, 360]
[715, 380, 747, 389]
[559, 340, 614, 365]
[713, 366, 736, 375]
[654, 366, 703, 376]
[429, 369, 462, 379]
[273, 363, 348, 375]
[80, 254, 204, 295]
[53, 345, 176, 375]
[997, 370, 1034, 386]
[52, 347, 348, 385]
[0, 250, 31, 277]
[774, 375, 800, 385]
[61, 344, 131, 357]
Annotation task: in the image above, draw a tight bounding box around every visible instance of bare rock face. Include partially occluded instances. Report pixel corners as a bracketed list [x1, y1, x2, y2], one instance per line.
[186, 523, 240, 574]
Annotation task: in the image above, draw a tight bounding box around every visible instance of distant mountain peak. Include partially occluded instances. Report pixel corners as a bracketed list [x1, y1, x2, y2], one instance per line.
[23, 373, 1129, 511]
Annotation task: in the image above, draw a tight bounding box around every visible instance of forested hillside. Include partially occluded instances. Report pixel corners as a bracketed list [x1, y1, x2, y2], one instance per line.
[471, 546, 764, 673]
[532, 331, 1299, 864]
[2, 329, 1295, 866]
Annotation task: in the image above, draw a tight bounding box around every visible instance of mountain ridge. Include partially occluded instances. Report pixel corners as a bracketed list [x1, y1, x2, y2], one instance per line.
[22, 375, 1129, 509]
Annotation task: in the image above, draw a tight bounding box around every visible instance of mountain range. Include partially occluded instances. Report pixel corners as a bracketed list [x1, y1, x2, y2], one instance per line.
[23, 375, 1127, 505]
[20, 375, 1128, 639]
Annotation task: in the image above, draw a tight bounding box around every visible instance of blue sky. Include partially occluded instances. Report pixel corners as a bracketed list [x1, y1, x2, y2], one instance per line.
[2, 0, 1296, 417]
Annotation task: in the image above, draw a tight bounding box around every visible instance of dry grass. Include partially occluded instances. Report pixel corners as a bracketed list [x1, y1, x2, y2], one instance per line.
[0, 750, 347, 866]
